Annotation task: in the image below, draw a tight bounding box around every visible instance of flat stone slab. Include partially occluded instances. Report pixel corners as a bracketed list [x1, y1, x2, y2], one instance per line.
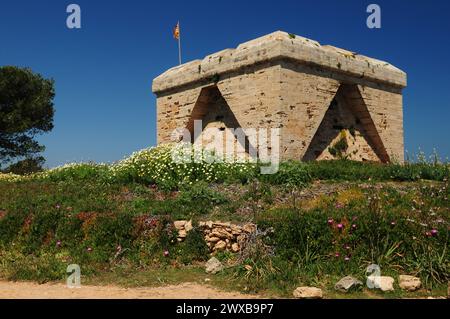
[335, 276, 363, 292]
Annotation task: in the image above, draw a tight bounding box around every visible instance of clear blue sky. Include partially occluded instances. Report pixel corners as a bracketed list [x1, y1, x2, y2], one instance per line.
[1, 0, 449, 167]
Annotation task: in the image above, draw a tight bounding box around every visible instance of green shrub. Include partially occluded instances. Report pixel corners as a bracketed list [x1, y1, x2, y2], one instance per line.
[307, 160, 384, 180]
[234, 229, 278, 292]
[259, 161, 311, 187]
[40, 163, 110, 182]
[1, 156, 45, 175]
[257, 209, 331, 265]
[176, 182, 228, 215]
[23, 209, 63, 253]
[0, 250, 66, 283]
[83, 213, 135, 262]
[178, 228, 209, 264]
[255, 184, 450, 289]
[0, 209, 28, 245]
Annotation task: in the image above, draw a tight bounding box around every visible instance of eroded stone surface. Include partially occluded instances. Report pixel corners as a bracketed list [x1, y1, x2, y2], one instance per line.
[399, 275, 421, 292]
[335, 276, 363, 292]
[205, 257, 223, 274]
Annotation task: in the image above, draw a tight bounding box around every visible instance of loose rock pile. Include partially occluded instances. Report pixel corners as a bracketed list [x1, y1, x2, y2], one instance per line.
[174, 220, 193, 241]
[174, 220, 257, 253]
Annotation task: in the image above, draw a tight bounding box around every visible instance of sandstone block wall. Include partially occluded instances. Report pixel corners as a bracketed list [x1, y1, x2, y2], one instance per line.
[152, 31, 406, 163]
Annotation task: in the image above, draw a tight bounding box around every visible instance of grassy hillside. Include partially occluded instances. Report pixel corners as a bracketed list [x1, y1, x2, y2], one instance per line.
[0, 145, 448, 298]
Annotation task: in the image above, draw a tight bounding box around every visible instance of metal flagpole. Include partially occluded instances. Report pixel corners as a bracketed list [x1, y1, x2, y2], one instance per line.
[178, 22, 182, 65]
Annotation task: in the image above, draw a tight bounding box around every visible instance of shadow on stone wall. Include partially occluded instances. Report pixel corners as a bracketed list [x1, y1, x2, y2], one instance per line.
[186, 85, 258, 158]
[303, 84, 389, 162]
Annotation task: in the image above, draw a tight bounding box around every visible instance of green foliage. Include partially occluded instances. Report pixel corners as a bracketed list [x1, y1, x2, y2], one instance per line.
[1, 156, 45, 175]
[177, 228, 209, 264]
[0, 66, 55, 165]
[234, 231, 278, 292]
[83, 213, 135, 262]
[244, 181, 274, 205]
[328, 131, 349, 159]
[176, 182, 228, 215]
[386, 162, 449, 181]
[258, 209, 331, 262]
[0, 145, 448, 188]
[43, 163, 110, 182]
[259, 161, 311, 187]
[23, 209, 62, 253]
[0, 250, 66, 283]
[307, 160, 449, 182]
[0, 208, 27, 244]
[109, 143, 257, 190]
[253, 183, 450, 292]
[0, 147, 448, 294]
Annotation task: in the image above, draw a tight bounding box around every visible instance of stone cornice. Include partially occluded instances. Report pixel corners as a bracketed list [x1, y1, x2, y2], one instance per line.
[152, 31, 407, 94]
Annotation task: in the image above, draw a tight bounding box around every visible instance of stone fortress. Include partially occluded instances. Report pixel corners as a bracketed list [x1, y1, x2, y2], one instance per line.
[152, 31, 406, 163]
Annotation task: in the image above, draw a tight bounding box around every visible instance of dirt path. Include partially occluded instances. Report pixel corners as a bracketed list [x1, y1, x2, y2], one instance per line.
[0, 281, 257, 299]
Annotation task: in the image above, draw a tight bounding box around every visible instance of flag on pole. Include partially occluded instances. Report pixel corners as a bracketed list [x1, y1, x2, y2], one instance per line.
[173, 22, 180, 40]
[173, 21, 181, 65]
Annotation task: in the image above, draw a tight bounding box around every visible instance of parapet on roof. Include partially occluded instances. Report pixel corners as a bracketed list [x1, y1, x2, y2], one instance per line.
[152, 31, 406, 94]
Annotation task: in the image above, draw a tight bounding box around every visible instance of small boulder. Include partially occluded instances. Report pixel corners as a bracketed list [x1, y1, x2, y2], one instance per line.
[214, 240, 227, 251]
[293, 287, 323, 299]
[174, 220, 186, 230]
[231, 243, 240, 253]
[205, 257, 223, 274]
[178, 229, 187, 238]
[335, 276, 363, 292]
[207, 236, 221, 243]
[367, 275, 394, 292]
[399, 275, 421, 292]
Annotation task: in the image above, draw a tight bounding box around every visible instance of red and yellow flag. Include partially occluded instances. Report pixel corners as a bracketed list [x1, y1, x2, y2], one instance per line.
[173, 22, 180, 40]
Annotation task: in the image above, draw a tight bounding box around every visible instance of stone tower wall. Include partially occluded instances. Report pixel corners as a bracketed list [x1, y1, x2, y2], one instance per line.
[152, 31, 406, 163]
